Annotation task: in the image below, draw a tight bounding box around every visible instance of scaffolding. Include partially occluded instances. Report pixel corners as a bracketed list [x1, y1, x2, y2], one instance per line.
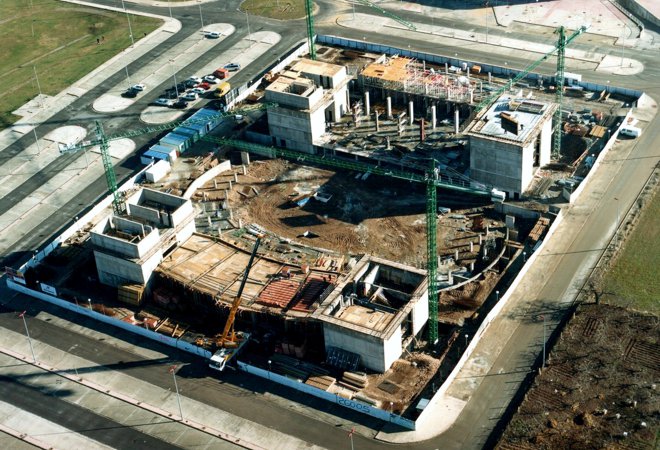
[359, 56, 476, 104]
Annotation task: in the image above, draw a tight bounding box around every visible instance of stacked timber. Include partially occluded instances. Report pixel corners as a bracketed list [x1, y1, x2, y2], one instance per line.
[117, 284, 145, 306]
[305, 375, 336, 391]
[271, 354, 330, 381]
[339, 371, 368, 391]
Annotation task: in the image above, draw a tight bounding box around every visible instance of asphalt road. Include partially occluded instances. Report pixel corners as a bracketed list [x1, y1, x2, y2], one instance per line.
[1, 0, 659, 449]
[0, 372, 180, 450]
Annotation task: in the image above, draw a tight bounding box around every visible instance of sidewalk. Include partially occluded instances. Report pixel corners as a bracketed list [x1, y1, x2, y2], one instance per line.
[0, 326, 322, 450]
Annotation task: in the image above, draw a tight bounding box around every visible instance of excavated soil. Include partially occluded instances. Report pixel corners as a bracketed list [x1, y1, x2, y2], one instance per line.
[230, 160, 445, 267]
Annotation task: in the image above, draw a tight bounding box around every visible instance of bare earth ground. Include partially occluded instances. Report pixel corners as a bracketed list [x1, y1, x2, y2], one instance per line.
[230, 159, 434, 267]
[496, 304, 659, 450]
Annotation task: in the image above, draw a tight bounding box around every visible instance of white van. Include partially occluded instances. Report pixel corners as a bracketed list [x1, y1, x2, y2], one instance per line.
[619, 126, 642, 138]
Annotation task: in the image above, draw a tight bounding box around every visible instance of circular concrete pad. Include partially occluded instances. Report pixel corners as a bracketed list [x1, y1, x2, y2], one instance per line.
[44, 126, 87, 145]
[93, 93, 136, 113]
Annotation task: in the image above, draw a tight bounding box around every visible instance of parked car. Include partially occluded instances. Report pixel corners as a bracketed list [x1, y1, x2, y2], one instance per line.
[182, 92, 199, 101]
[153, 98, 173, 107]
[224, 63, 241, 72]
[203, 75, 219, 84]
[188, 76, 203, 84]
[196, 82, 211, 90]
[184, 79, 198, 89]
[163, 89, 179, 99]
[205, 31, 220, 39]
[131, 83, 146, 91]
[171, 99, 189, 109]
[213, 68, 229, 79]
[190, 87, 206, 95]
[121, 88, 138, 98]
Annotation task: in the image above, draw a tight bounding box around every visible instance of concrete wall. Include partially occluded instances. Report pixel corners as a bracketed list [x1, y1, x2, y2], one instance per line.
[411, 291, 429, 336]
[170, 201, 194, 228]
[127, 204, 161, 224]
[265, 84, 322, 110]
[183, 159, 232, 199]
[521, 141, 535, 193]
[470, 136, 524, 197]
[323, 323, 401, 372]
[267, 106, 326, 153]
[175, 220, 196, 246]
[539, 118, 552, 166]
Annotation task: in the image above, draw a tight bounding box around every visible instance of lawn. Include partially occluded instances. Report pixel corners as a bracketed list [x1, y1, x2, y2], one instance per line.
[240, 0, 306, 20]
[602, 185, 660, 313]
[0, 0, 161, 129]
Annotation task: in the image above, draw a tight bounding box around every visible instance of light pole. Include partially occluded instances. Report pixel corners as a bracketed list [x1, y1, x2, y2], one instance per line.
[495, 290, 500, 302]
[245, 10, 251, 41]
[268, 359, 272, 380]
[539, 314, 546, 368]
[120, 0, 135, 46]
[614, 197, 620, 246]
[464, 333, 468, 348]
[167, 0, 172, 18]
[198, 2, 204, 32]
[19, 311, 36, 363]
[87, 298, 92, 310]
[170, 60, 179, 97]
[348, 427, 355, 450]
[169, 365, 184, 420]
[125, 66, 131, 89]
[33, 65, 43, 108]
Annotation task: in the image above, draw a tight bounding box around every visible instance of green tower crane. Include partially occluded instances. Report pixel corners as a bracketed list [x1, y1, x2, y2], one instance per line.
[474, 25, 588, 158]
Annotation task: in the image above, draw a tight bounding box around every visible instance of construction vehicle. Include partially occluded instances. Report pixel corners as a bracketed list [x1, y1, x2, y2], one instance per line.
[208, 236, 262, 371]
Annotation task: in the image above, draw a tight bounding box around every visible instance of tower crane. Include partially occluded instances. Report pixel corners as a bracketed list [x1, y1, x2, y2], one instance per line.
[305, 0, 416, 60]
[474, 25, 589, 157]
[58, 103, 272, 214]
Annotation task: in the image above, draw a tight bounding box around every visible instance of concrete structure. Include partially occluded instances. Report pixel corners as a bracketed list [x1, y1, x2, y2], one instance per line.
[265, 58, 350, 153]
[465, 96, 557, 199]
[314, 256, 428, 372]
[91, 188, 195, 287]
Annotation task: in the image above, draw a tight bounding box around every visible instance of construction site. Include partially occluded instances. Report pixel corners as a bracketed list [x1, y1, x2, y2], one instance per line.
[7, 31, 640, 424]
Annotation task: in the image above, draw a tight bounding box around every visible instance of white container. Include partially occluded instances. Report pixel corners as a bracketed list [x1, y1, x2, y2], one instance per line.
[145, 159, 171, 183]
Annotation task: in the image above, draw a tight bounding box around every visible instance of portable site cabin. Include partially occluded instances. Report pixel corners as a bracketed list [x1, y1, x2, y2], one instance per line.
[140, 144, 178, 165]
[159, 133, 191, 154]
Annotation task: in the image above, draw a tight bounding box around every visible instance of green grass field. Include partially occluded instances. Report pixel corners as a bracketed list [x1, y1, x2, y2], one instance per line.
[241, 0, 306, 20]
[602, 186, 660, 313]
[0, 0, 161, 129]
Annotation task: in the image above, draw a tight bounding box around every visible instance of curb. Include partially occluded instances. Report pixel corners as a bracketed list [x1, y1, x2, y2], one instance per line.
[0, 346, 265, 450]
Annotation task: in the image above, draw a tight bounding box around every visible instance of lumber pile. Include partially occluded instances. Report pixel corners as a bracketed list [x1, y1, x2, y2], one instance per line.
[341, 371, 368, 390]
[305, 375, 336, 391]
[117, 284, 145, 306]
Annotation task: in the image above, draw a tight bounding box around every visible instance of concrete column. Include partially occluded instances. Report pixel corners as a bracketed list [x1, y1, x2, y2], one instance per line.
[364, 91, 370, 117]
[431, 106, 437, 130]
[242, 164, 247, 175]
[375, 110, 380, 132]
[386, 136, 391, 150]
[409, 101, 414, 126]
[207, 216, 212, 227]
[228, 180, 232, 189]
[229, 208, 233, 220]
[234, 172, 238, 182]
[486, 225, 490, 235]
[470, 261, 475, 272]
[448, 270, 453, 285]
[241, 152, 250, 165]
[224, 189, 229, 199]
[386, 96, 392, 119]
[479, 234, 483, 244]
[213, 179, 218, 189]
[488, 72, 492, 84]
[470, 241, 474, 252]
[454, 109, 460, 134]
[444, 62, 448, 74]
[455, 249, 459, 260]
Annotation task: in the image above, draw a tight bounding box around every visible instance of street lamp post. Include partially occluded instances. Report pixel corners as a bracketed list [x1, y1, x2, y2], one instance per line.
[245, 10, 251, 41]
[87, 298, 92, 310]
[268, 360, 272, 380]
[120, 0, 135, 46]
[170, 60, 179, 97]
[464, 334, 468, 348]
[33, 65, 44, 108]
[198, 2, 204, 32]
[495, 290, 500, 302]
[19, 311, 36, 363]
[167, 0, 172, 19]
[540, 314, 546, 368]
[169, 365, 184, 420]
[348, 428, 355, 450]
[614, 197, 620, 246]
